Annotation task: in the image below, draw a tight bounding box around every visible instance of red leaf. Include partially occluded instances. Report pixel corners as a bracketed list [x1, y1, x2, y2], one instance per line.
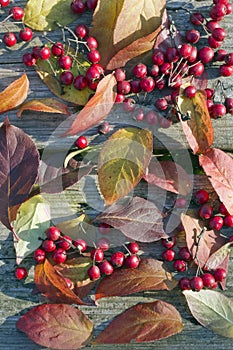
[96, 197, 167, 242]
[143, 158, 192, 196]
[199, 148, 233, 215]
[94, 300, 183, 344]
[0, 118, 39, 229]
[16, 304, 93, 349]
[64, 74, 116, 136]
[17, 98, 70, 117]
[95, 258, 176, 300]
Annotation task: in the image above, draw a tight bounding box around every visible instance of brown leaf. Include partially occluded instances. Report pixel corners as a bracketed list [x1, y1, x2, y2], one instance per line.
[17, 98, 70, 117]
[199, 148, 233, 215]
[0, 118, 39, 229]
[204, 242, 231, 271]
[177, 90, 214, 154]
[64, 74, 116, 136]
[0, 73, 29, 114]
[94, 300, 183, 344]
[90, 0, 165, 69]
[181, 210, 225, 268]
[95, 258, 176, 300]
[16, 304, 93, 349]
[34, 259, 86, 305]
[143, 158, 192, 196]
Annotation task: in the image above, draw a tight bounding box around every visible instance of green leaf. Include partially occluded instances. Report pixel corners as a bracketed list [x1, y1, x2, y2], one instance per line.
[184, 290, 233, 338]
[23, 0, 77, 31]
[98, 127, 153, 205]
[13, 195, 51, 264]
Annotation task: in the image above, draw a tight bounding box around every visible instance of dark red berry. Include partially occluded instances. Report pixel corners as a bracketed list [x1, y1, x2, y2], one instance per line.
[175, 197, 187, 208]
[219, 203, 230, 216]
[130, 80, 142, 93]
[87, 49, 101, 63]
[210, 4, 227, 20]
[224, 215, 233, 227]
[15, 267, 28, 280]
[150, 64, 160, 77]
[173, 259, 187, 272]
[206, 20, 220, 32]
[213, 268, 227, 282]
[160, 62, 171, 75]
[145, 110, 159, 125]
[179, 277, 191, 290]
[198, 46, 214, 64]
[58, 55, 72, 70]
[39, 46, 51, 60]
[52, 248, 67, 264]
[86, 36, 98, 49]
[3, 32, 17, 47]
[91, 248, 104, 262]
[64, 277, 74, 289]
[75, 135, 88, 149]
[22, 53, 36, 67]
[127, 242, 139, 254]
[75, 24, 88, 39]
[205, 88, 215, 99]
[209, 216, 224, 230]
[201, 273, 216, 288]
[179, 247, 192, 261]
[220, 64, 233, 77]
[154, 76, 166, 89]
[125, 255, 140, 268]
[46, 226, 61, 241]
[208, 36, 222, 49]
[97, 237, 110, 251]
[162, 249, 175, 261]
[159, 117, 172, 129]
[133, 63, 147, 78]
[140, 76, 155, 92]
[212, 27, 226, 41]
[51, 42, 64, 56]
[122, 98, 136, 112]
[73, 239, 87, 252]
[190, 12, 204, 25]
[9, 6, 24, 20]
[98, 121, 110, 134]
[115, 94, 125, 103]
[225, 97, 233, 114]
[99, 260, 114, 275]
[179, 43, 192, 58]
[214, 49, 227, 61]
[114, 68, 126, 82]
[32, 46, 41, 59]
[85, 65, 100, 81]
[198, 204, 213, 219]
[152, 49, 164, 65]
[34, 248, 46, 263]
[19, 27, 33, 41]
[187, 46, 198, 62]
[189, 62, 204, 77]
[87, 265, 100, 280]
[185, 29, 200, 44]
[190, 276, 203, 291]
[86, 0, 98, 10]
[154, 98, 168, 111]
[71, 0, 86, 14]
[58, 235, 72, 250]
[212, 103, 226, 118]
[109, 251, 124, 267]
[42, 239, 56, 252]
[60, 71, 74, 85]
[0, 0, 10, 7]
[134, 108, 144, 121]
[73, 75, 88, 89]
[117, 80, 131, 95]
[226, 2, 232, 14]
[161, 237, 176, 249]
[194, 189, 209, 204]
[165, 47, 179, 62]
[184, 85, 196, 98]
[98, 222, 111, 234]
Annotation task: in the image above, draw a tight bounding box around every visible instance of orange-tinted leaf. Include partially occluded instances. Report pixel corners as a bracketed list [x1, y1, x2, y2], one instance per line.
[94, 300, 183, 344]
[34, 259, 86, 305]
[65, 74, 116, 136]
[0, 73, 29, 113]
[17, 98, 70, 117]
[199, 148, 233, 215]
[177, 90, 214, 154]
[181, 210, 225, 268]
[16, 304, 93, 349]
[143, 158, 192, 196]
[90, 0, 165, 69]
[95, 258, 176, 301]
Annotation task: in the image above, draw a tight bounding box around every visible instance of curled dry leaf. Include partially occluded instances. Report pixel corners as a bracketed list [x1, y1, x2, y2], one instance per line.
[143, 157, 192, 196]
[204, 242, 232, 270]
[98, 127, 153, 205]
[90, 0, 165, 69]
[184, 290, 233, 338]
[177, 90, 214, 154]
[0, 73, 29, 114]
[23, 0, 77, 31]
[199, 148, 233, 215]
[17, 98, 70, 117]
[94, 300, 183, 344]
[96, 197, 167, 242]
[16, 303, 93, 349]
[0, 118, 39, 230]
[95, 258, 177, 301]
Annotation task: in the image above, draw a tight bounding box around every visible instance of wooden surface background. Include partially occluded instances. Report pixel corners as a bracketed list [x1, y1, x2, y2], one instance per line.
[1, 0, 233, 349]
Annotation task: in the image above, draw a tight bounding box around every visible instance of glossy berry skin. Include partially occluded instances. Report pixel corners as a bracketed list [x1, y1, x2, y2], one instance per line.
[215, 49, 227, 61]
[117, 80, 131, 95]
[46, 226, 61, 241]
[87, 49, 101, 63]
[127, 242, 139, 254]
[179, 247, 192, 261]
[130, 80, 142, 93]
[213, 268, 227, 282]
[201, 273, 216, 288]
[152, 50, 164, 65]
[198, 46, 214, 64]
[125, 254, 140, 269]
[19, 27, 33, 42]
[58, 235, 72, 250]
[0, 0, 10, 7]
[22, 53, 36, 67]
[75, 24, 88, 39]
[220, 64, 233, 77]
[64, 277, 74, 289]
[209, 216, 224, 230]
[42, 239, 56, 252]
[86, 36, 98, 50]
[161, 237, 176, 249]
[205, 88, 215, 99]
[114, 68, 126, 82]
[52, 248, 67, 264]
[165, 47, 179, 63]
[3, 32, 17, 47]
[189, 62, 204, 77]
[184, 85, 196, 98]
[60, 71, 74, 85]
[212, 27, 226, 41]
[179, 44, 192, 58]
[32, 46, 41, 59]
[115, 94, 124, 103]
[173, 259, 187, 272]
[154, 98, 168, 111]
[15, 267, 28, 280]
[194, 189, 209, 204]
[73, 75, 88, 90]
[88, 265, 100, 280]
[73, 238, 87, 252]
[212, 103, 226, 118]
[190, 12, 204, 25]
[9, 6, 24, 20]
[133, 63, 147, 78]
[140, 76, 155, 92]
[219, 203, 230, 216]
[190, 276, 203, 291]
[51, 42, 64, 56]
[210, 4, 227, 20]
[162, 249, 175, 262]
[91, 248, 104, 263]
[225, 97, 233, 114]
[75, 135, 88, 149]
[58, 55, 72, 70]
[71, 0, 86, 14]
[39, 46, 51, 60]
[225, 53, 233, 66]
[85, 66, 100, 81]
[224, 215, 233, 227]
[185, 29, 200, 44]
[159, 117, 172, 129]
[86, 0, 98, 10]
[206, 20, 220, 32]
[179, 277, 191, 291]
[198, 204, 213, 219]
[160, 62, 171, 75]
[99, 260, 114, 275]
[110, 251, 125, 267]
[34, 248, 46, 263]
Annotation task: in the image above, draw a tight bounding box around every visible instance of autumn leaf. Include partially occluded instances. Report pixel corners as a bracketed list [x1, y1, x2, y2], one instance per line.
[17, 98, 70, 117]
[177, 90, 214, 154]
[23, 0, 77, 31]
[98, 127, 153, 205]
[0, 73, 29, 114]
[90, 0, 165, 69]
[143, 157, 193, 196]
[95, 258, 176, 300]
[0, 118, 39, 230]
[199, 148, 233, 215]
[64, 73, 116, 135]
[96, 197, 167, 242]
[16, 304, 93, 349]
[204, 242, 232, 270]
[184, 290, 233, 338]
[13, 195, 51, 264]
[94, 300, 183, 344]
[34, 259, 87, 305]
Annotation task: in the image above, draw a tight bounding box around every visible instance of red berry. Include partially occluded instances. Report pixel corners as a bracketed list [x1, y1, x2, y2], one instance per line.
[0, 0, 10, 7]
[201, 273, 216, 288]
[87, 49, 101, 63]
[194, 189, 209, 204]
[133, 63, 147, 78]
[179, 247, 192, 261]
[159, 117, 172, 129]
[122, 98, 136, 112]
[154, 76, 166, 90]
[127, 242, 139, 254]
[224, 215, 233, 227]
[162, 249, 175, 261]
[114, 68, 126, 82]
[215, 49, 227, 61]
[97, 237, 110, 251]
[185, 29, 200, 44]
[42, 239, 56, 252]
[179, 43, 192, 58]
[91, 248, 104, 262]
[125, 255, 140, 268]
[46, 226, 61, 241]
[75, 24, 88, 39]
[198, 204, 213, 219]
[117, 80, 131, 95]
[212, 27, 226, 41]
[85, 65, 100, 81]
[9, 6, 24, 20]
[99, 260, 114, 275]
[150, 64, 160, 77]
[19, 27, 33, 42]
[34, 248, 46, 263]
[219, 203, 230, 216]
[52, 248, 67, 264]
[110, 251, 125, 267]
[145, 110, 159, 125]
[130, 80, 142, 93]
[22, 53, 36, 67]
[175, 197, 187, 208]
[71, 0, 86, 14]
[98, 222, 111, 234]
[208, 36, 222, 49]
[160, 62, 171, 75]
[140, 76, 155, 92]
[15, 267, 28, 280]
[40, 46, 51, 60]
[212, 103, 226, 118]
[73, 75, 88, 89]
[134, 108, 144, 122]
[32, 46, 41, 59]
[166, 47, 179, 62]
[210, 4, 227, 20]
[75, 135, 88, 149]
[152, 49, 164, 65]
[154, 98, 168, 111]
[51, 42, 64, 56]
[86, 36, 98, 50]
[198, 46, 214, 64]
[207, 99, 214, 112]
[187, 46, 198, 62]
[205, 88, 215, 99]
[115, 94, 125, 103]
[64, 277, 74, 289]
[58, 55, 72, 70]
[88, 265, 100, 280]
[209, 216, 224, 230]
[189, 62, 204, 77]
[220, 64, 233, 77]
[190, 276, 203, 291]
[213, 268, 227, 282]
[173, 259, 187, 272]
[184, 85, 196, 98]
[225, 97, 233, 114]
[190, 12, 204, 25]
[60, 71, 74, 85]
[226, 2, 232, 14]
[206, 20, 220, 32]
[86, 0, 98, 10]
[179, 277, 191, 290]
[161, 237, 176, 249]
[58, 235, 72, 250]
[73, 239, 87, 252]
[3, 32, 17, 47]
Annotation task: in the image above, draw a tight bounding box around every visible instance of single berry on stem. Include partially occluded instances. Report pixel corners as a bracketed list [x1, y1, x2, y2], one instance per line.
[198, 204, 213, 219]
[127, 242, 139, 254]
[9, 6, 24, 20]
[52, 248, 67, 264]
[15, 267, 28, 280]
[75, 135, 88, 149]
[179, 277, 191, 290]
[91, 248, 104, 263]
[125, 255, 140, 268]
[42, 239, 56, 252]
[209, 216, 224, 230]
[58, 235, 72, 250]
[162, 249, 175, 261]
[201, 273, 216, 288]
[184, 85, 196, 98]
[98, 222, 111, 234]
[51, 42, 64, 56]
[39, 46, 51, 60]
[194, 189, 209, 205]
[73, 239, 87, 252]
[3, 32, 17, 47]
[173, 259, 187, 272]
[19, 27, 33, 42]
[213, 268, 227, 282]
[190, 276, 203, 291]
[60, 71, 74, 85]
[179, 247, 192, 261]
[34, 248, 46, 263]
[97, 237, 110, 251]
[88, 265, 100, 280]
[161, 236, 176, 249]
[110, 251, 125, 267]
[46, 226, 61, 241]
[99, 260, 114, 275]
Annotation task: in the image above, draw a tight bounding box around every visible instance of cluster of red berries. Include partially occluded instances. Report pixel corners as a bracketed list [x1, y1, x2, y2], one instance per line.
[203, 85, 233, 118]
[70, 0, 98, 14]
